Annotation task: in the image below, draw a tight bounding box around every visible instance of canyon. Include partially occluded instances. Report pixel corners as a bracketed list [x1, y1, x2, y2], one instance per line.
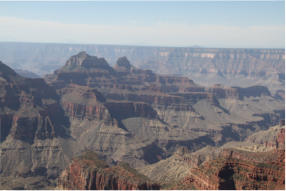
[0, 51, 284, 189]
[139, 124, 285, 190]
[0, 42, 284, 96]
[57, 151, 160, 190]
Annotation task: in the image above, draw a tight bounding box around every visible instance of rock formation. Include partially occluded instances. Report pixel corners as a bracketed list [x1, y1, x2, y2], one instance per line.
[182, 149, 285, 190]
[57, 151, 160, 190]
[0, 51, 284, 189]
[156, 125, 285, 190]
[0, 61, 69, 144]
[1, 42, 284, 102]
[45, 52, 284, 170]
[1, 43, 284, 97]
[0, 61, 74, 189]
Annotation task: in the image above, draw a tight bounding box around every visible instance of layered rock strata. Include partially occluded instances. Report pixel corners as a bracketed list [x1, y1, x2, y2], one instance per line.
[170, 125, 285, 190]
[0, 61, 73, 189]
[57, 152, 160, 190]
[45, 52, 284, 169]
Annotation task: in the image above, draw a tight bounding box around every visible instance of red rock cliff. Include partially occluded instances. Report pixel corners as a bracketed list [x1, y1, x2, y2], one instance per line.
[172, 127, 285, 190]
[57, 152, 160, 190]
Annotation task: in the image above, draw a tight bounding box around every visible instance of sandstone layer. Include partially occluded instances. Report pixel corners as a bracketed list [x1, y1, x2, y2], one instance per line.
[57, 152, 160, 190]
[0, 52, 284, 189]
[45, 52, 284, 169]
[140, 125, 285, 190]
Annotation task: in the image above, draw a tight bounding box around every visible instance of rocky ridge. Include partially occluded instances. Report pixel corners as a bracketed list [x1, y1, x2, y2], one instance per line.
[0, 51, 284, 189]
[139, 125, 285, 190]
[46, 52, 272, 103]
[0, 61, 75, 189]
[57, 151, 160, 190]
[45, 52, 284, 169]
[1, 43, 284, 98]
[182, 148, 285, 190]
[0, 61, 69, 144]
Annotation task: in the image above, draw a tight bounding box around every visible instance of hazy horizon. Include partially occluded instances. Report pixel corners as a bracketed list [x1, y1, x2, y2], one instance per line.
[0, 1, 284, 48]
[0, 40, 285, 50]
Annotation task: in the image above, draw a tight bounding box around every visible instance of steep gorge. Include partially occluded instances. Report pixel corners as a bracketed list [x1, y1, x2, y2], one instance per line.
[45, 52, 284, 169]
[0, 51, 284, 189]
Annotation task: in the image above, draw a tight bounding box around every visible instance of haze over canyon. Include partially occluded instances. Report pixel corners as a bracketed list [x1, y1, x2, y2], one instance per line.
[0, 44, 284, 189]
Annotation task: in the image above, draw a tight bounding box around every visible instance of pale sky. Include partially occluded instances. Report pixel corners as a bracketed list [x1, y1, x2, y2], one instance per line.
[0, 1, 284, 48]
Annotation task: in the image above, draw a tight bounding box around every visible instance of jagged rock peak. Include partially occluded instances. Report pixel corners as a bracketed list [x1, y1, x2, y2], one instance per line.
[114, 56, 132, 72]
[62, 52, 112, 72]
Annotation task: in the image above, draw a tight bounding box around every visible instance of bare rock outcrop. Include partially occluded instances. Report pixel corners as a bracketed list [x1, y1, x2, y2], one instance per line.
[57, 152, 160, 190]
[182, 149, 285, 190]
[170, 126, 285, 190]
[0, 51, 284, 189]
[45, 53, 284, 169]
[0, 61, 69, 144]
